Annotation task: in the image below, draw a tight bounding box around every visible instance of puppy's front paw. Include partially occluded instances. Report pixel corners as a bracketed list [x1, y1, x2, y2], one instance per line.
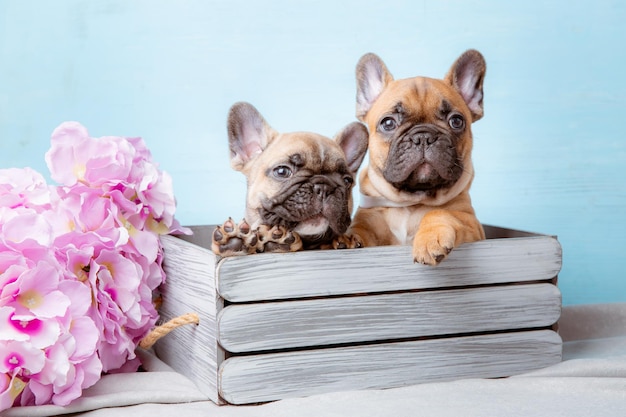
[256, 225, 303, 253]
[212, 218, 260, 257]
[321, 234, 364, 250]
[412, 225, 456, 265]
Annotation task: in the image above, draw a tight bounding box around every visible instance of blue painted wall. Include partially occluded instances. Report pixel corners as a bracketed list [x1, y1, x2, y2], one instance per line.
[1, 0, 624, 305]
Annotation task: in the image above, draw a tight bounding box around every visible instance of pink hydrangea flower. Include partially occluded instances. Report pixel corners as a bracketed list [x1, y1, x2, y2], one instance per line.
[1, 122, 188, 411]
[0, 238, 100, 408]
[45, 122, 135, 188]
[0, 168, 53, 212]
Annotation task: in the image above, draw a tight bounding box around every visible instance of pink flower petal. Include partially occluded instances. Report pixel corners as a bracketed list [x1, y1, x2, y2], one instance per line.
[0, 307, 28, 342]
[2, 212, 53, 247]
[0, 340, 46, 374]
[45, 122, 90, 186]
[0, 374, 26, 410]
[57, 280, 92, 317]
[67, 317, 99, 360]
[9, 314, 61, 349]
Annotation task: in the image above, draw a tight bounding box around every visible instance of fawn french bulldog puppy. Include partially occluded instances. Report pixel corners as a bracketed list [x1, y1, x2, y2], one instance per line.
[212, 102, 368, 256]
[336, 50, 486, 265]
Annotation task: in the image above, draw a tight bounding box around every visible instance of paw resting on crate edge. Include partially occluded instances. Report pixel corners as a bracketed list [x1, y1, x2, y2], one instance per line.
[211, 217, 303, 257]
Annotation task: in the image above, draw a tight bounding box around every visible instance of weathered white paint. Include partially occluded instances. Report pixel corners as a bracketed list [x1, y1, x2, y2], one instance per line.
[217, 233, 562, 302]
[156, 234, 224, 404]
[219, 330, 563, 404]
[217, 284, 561, 352]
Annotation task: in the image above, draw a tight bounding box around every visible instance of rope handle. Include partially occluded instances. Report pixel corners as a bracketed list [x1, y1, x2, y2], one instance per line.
[139, 312, 200, 350]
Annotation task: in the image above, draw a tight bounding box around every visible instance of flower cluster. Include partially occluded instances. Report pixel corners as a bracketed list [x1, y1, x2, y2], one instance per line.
[0, 122, 187, 410]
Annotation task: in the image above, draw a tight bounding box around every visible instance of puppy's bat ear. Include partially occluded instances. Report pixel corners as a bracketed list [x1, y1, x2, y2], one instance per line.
[336, 122, 369, 173]
[355, 53, 394, 121]
[445, 49, 486, 122]
[227, 102, 278, 171]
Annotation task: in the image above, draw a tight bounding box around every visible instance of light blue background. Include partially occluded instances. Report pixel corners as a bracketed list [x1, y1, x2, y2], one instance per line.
[1, 0, 624, 306]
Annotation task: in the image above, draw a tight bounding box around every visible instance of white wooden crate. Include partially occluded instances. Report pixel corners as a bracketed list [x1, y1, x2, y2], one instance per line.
[155, 225, 563, 405]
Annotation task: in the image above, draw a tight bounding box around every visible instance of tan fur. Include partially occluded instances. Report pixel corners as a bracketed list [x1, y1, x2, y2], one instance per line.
[345, 50, 487, 265]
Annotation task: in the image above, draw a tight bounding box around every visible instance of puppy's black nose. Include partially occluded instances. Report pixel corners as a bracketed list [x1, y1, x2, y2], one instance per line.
[314, 183, 331, 199]
[412, 131, 437, 145]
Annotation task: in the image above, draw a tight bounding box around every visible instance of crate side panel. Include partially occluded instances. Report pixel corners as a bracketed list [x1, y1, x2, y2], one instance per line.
[219, 330, 562, 404]
[218, 283, 562, 352]
[156, 235, 222, 403]
[218, 236, 562, 302]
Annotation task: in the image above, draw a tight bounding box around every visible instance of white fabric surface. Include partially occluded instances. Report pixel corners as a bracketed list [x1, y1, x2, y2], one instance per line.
[3, 303, 626, 417]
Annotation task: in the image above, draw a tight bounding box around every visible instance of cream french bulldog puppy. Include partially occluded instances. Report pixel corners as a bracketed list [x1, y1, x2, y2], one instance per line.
[212, 102, 368, 256]
[335, 50, 486, 265]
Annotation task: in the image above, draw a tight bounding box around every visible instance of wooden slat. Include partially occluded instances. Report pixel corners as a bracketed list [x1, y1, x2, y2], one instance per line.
[156, 235, 223, 404]
[219, 330, 563, 405]
[483, 224, 549, 239]
[217, 235, 562, 302]
[218, 283, 561, 353]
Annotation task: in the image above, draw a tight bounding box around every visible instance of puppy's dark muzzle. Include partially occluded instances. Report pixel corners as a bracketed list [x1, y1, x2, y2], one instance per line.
[257, 173, 352, 247]
[383, 124, 461, 194]
[309, 175, 345, 201]
[259, 175, 347, 222]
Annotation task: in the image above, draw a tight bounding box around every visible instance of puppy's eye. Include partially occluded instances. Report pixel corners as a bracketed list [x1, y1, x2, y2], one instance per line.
[448, 114, 465, 130]
[272, 165, 292, 179]
[380, 117, 397, 132]
[343, 175, 354, 187]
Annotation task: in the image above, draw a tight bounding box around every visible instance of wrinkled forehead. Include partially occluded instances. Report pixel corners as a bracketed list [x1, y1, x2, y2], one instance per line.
[263, 132, 349, 173]
[369, 77, 469, 121]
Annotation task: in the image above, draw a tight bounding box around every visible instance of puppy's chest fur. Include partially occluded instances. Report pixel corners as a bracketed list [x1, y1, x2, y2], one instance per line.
[384, 206, 430, 245]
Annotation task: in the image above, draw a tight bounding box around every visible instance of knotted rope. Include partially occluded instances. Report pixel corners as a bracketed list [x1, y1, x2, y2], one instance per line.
[139, 312, 200, 350]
